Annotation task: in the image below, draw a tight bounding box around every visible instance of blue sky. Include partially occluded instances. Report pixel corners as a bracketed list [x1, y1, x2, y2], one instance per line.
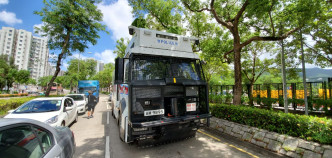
[0, 0, 134, 70]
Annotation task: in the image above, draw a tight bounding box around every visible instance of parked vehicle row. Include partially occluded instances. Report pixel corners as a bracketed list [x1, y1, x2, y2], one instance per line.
[0, 94, 88, 158]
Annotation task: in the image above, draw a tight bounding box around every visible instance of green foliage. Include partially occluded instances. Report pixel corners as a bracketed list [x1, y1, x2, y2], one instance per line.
[114, 38, 129, 58]
[131, 17, 147, 28]
[38, 76, 53, 87]
[210, 104, 332, 144]
[0, 97, 37, 116]
[34, 0, 107, 96]
[91, 63, 114, 89]
[15, 70, 30, 84]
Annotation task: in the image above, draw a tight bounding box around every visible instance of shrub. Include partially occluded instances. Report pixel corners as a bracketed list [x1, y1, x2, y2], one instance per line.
[0, 97, 37, 116]
[0, 93, 28, 98]
[210, 104, 332, 144]
[0, 95, 65, 116]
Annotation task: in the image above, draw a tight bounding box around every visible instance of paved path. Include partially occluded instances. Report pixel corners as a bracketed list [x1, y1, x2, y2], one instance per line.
[70, 94, 283, 158]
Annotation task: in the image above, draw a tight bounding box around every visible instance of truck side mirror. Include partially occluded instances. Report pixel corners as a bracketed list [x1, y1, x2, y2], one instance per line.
[115, 58, 124, 84]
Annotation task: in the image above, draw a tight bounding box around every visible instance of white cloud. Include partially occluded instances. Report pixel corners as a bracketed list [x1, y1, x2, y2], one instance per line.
[94, 50, 117, 64]
[33, 22, 46, 36]
[0, 0, 8, 5]
[97, 0, 134, 40]
[0, 10, 22, 25]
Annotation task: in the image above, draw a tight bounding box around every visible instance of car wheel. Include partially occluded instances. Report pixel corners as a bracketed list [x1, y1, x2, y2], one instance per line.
[61, 122, 65, 127]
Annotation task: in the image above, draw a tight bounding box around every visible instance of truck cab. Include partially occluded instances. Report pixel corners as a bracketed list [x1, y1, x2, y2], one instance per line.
[112, 26, 210, 144]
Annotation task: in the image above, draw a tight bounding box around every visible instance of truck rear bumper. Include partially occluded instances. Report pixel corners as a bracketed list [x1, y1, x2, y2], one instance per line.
[131, 114, 211, 128]
[128, 114, 211, 142]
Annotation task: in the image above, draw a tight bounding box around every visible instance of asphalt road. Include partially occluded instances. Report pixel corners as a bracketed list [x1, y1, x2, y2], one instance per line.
[70, 94, 283, 158]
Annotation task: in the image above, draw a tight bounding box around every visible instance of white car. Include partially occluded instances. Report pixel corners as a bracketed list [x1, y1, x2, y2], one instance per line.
[5, 97, 78, 127]
[66, 94, 87, 114]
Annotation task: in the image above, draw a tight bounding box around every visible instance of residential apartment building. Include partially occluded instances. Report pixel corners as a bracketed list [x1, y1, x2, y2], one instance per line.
[0, 27, 50, 80]
[96, 60, 104, 73]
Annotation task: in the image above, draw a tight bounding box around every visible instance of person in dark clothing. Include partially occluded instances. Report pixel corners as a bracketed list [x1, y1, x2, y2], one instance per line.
[87, 90, 97, 119]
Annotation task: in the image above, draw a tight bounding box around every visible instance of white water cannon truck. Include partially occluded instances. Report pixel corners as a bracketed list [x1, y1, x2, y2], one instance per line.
[111, 26, 211, 145]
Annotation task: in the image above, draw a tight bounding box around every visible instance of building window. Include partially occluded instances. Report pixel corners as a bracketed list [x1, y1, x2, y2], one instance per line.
[8, 33, 12, 36]
[19, 44, 22, 46]
[9, 30, 12, 32]
[7, 42, 10, 44]
[20, 40, 22, 42]
[8, 38, 11, 40]
[7, 46, 9, 49]
[18, 52, 21, 54]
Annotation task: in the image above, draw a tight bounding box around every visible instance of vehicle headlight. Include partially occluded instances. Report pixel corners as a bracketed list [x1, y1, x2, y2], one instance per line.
[45, 115, 58, 124]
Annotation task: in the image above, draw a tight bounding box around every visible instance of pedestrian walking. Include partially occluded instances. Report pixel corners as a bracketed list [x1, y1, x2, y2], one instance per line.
[87, 90, 97, 119]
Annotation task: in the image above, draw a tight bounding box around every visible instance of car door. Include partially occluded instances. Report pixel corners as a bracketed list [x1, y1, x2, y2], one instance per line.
[0, 124, 54, 158]
[65, 98, 75, 124]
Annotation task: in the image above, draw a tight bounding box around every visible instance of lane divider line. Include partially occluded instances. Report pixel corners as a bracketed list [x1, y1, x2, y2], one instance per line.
[197, 130, 259, 158]
[107, 112, 109, 124]
[105, 136, 110, 158]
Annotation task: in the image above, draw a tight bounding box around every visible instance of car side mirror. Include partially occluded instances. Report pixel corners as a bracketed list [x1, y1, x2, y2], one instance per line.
[7, 110, 14, 113]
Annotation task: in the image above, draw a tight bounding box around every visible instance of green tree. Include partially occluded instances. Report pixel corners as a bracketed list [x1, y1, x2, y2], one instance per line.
[28, 78, 37, 85]
[91, 63, 114, 92]
[16, 70, 30, 84]
[38, 76, 53, 88]
[302, 1, 331, 67]
[130, 0, 323, 105]
[132, 17, 147, 28]
[241, 42, 274, 106]
[34, 0, 107, 96]
[114, 38, 129, 58]
[85, 59, 97, 78]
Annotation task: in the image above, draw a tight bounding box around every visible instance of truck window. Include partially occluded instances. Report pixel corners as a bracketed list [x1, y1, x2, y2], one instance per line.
[124, 59, 130, 83]
[131, 56, 204, 81]
[132, 57, 168, 80]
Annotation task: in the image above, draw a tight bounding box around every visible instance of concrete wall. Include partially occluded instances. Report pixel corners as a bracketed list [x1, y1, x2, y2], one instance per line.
[209, 117, 332, 158]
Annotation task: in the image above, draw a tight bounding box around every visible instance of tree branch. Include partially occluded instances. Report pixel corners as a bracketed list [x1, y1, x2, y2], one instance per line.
[268, 0, 276, 36]
[234, 0, 249, 26]
[240, 26, 301, 48]
[254, 67, 266, 82]
[149, 12, 169, 29]
[304, 42, 332, 65]
[210, 0, 232, 29]
[242, 70, 251, 81]
[223, 48, 234, 62]
[181, 0, 211, 12]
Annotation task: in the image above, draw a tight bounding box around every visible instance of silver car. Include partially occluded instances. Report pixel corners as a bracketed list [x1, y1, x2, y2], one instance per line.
[0, 118, 75, 158]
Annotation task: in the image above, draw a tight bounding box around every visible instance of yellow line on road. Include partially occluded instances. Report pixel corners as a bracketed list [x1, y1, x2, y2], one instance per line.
[197, 130, 259, 158]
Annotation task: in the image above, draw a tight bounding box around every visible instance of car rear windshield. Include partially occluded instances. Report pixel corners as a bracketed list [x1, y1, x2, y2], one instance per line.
[67, 95, 84, 101]
[14, 100, 62, 113]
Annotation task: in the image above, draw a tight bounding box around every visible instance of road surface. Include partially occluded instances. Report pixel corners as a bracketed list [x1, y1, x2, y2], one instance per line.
[70, 94, 283, 158]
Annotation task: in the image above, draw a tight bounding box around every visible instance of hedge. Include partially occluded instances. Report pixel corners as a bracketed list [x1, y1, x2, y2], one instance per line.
[0, 93, 28, 98]
[210, 104, 332, 144]
[0, 95, 65, 116]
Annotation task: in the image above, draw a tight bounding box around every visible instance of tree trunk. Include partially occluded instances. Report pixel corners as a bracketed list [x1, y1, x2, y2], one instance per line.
[233, 46, 242, 105]
[45, 30, 71, 96]
[249, 81, 254, 106]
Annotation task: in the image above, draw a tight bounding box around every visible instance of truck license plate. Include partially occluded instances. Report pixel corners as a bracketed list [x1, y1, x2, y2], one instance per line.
[186, 103, 196, 111]
[144, 109, 165, 116]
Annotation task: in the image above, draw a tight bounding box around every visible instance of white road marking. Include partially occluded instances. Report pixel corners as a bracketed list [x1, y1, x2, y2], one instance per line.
[105, 136, 110, 158]
[107, 112, 109, 124]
